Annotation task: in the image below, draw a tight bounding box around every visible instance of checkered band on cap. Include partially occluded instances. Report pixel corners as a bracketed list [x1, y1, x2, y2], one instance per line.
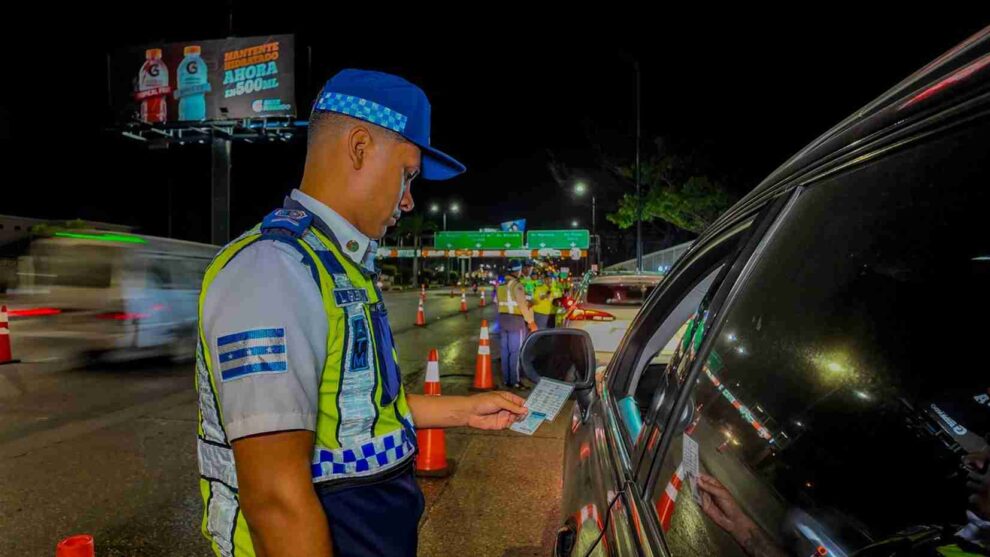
[314, 92, 409, 133]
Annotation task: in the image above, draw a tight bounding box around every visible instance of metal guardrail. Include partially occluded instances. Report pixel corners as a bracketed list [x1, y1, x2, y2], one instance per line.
[604, 241, 693, 273]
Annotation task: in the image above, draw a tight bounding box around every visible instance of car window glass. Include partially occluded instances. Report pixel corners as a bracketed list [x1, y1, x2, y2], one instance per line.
[647, 123, 990, 557]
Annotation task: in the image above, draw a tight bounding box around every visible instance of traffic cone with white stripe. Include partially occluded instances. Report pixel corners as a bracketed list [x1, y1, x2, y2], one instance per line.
[420, 284, 426, 302]
[471, 320, 494, 391]
[415, 298, 427, 327]
[56, 535, 95, 557]
[0, 306, 16, 366]
[479, 288, 487, 307]
[572, 503, 606, 549]
[655, 463, 685, 532]
[460, 292, 468, 313]
[416, 349, 451, 477]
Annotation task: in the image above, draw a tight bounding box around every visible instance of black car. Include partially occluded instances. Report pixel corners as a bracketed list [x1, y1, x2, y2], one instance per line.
[521, 25, 990, 557]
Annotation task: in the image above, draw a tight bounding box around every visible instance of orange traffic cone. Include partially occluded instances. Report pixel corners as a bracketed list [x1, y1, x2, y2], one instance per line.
[655, 464, 684, 532]
[415, 299, 427, 327]
[0, 306, 15, 366]
[423, 348, 442, 396]
[460, 292, 468, 313]
[420, 284, 426, 302]
[572, 503, 605, 538]
[56, 535, 95, 557]
[479, 289, 487, 307]
[416, 349, 451, 477]
[471, 320, 494, 391]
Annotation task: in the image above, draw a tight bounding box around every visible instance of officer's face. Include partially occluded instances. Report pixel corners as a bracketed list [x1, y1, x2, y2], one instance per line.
[355, 133, 421, 239]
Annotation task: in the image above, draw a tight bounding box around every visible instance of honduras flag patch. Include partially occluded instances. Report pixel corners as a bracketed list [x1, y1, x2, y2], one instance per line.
[216, 327, 288, 382]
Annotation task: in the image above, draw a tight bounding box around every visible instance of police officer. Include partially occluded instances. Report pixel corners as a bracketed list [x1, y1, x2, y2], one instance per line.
[496, 260, 539, 390]
[196, 69, 528, 557]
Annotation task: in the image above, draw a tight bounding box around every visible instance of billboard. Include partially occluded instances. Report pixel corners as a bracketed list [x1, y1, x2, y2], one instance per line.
[113, 34, 296, 123]
[500, 219, 527, 233]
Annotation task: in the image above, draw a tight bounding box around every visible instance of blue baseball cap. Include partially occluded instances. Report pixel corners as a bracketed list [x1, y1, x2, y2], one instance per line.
[312, 69, 466, 181]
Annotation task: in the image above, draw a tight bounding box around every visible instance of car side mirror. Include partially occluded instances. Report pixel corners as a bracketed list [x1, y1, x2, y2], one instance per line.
[518, 329, 598, 422]
[518, 329, 595, 389]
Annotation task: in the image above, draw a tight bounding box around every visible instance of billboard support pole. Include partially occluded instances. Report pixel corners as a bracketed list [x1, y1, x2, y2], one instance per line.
[211, 137, 232, 245]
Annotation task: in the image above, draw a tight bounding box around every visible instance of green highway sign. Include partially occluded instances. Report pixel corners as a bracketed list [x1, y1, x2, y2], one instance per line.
[526, 230, 590, 249]
[435, 231, 524, 250]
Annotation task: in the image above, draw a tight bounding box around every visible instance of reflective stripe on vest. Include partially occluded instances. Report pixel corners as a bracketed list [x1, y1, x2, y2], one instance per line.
[196, 213, 415, 557]
[496, 281, 524, 316]
[311, 426, 415, 479]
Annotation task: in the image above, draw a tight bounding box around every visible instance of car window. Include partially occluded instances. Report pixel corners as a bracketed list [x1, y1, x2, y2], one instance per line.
[646, 121, 990, 557]
[33, 244, 114, 289]
[606, 217, 763, 460]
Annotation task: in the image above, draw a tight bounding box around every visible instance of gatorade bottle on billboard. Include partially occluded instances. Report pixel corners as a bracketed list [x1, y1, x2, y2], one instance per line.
[176, 46, 209, 121]
[137, 49, 169, 123]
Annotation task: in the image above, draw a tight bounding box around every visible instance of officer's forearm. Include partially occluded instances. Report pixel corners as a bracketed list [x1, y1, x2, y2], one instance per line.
[407, 394, 472, 428]
[233, 431, 334, 557]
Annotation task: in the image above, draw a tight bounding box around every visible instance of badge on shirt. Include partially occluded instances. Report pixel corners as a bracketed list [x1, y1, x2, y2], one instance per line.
[333, 288, 369, 307]
[346, 239, 360, 253]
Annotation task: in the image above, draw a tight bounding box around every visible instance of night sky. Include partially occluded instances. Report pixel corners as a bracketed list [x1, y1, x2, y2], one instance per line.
[3, 7, 988, 263]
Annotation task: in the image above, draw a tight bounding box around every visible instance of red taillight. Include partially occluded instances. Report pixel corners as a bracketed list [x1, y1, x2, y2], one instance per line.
[562, 297, 575, 308]
[95, 312, 149, 321]
[8, 307, 62, 317]
[567, 305, 615, 322]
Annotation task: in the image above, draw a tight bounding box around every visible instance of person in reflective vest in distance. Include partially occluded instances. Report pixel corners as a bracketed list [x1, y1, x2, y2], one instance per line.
[196, 69, 529, 557]
[531, 272, 557, 329]
[496, 260, 540, 390]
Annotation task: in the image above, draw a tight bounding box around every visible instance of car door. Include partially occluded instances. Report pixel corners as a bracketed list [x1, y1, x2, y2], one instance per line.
[637, 111, 990, 557]
[558, 201, 781, 556]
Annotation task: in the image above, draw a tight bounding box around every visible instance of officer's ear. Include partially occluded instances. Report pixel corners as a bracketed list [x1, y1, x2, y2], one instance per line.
[347, 125, 374, 171]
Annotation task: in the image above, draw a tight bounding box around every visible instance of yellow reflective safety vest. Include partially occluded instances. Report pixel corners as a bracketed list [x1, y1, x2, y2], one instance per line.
[496, 278, 525, 316]
[532, 283, 555, 316]
[196, 207, 415, 557]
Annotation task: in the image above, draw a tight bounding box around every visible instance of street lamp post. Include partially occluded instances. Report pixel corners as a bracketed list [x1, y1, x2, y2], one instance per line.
[448, 203, 461, 282]
[573, 181, 597, 236]
[431, 202, 460, 284]
[635, 62, 644, 272]
[574, 182, 599, 265]
[432, 202, 460, 231]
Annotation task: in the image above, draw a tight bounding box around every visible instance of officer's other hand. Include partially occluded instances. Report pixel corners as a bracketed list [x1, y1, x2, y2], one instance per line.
[527, 321, 538, 333]
[697, 473, 755, 540]
[465, 392, 528, 430]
